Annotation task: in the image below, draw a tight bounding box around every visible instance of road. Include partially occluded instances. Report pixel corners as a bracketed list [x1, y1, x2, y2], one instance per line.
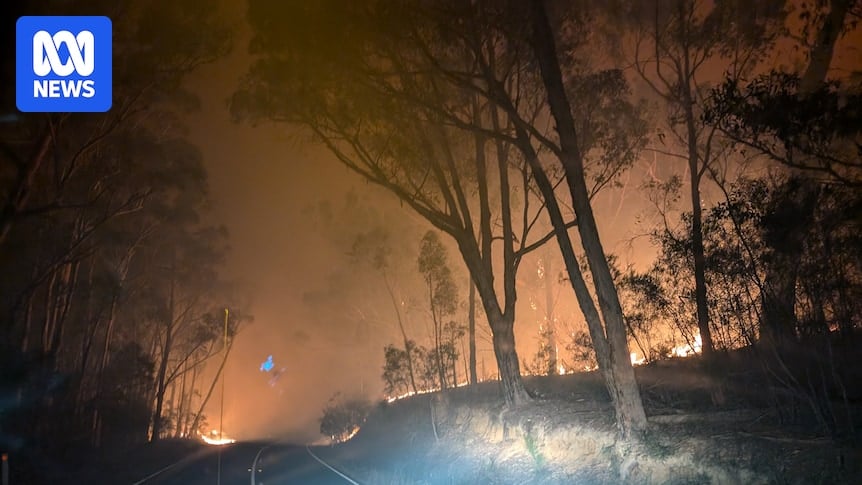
[135, 441, 356, 485]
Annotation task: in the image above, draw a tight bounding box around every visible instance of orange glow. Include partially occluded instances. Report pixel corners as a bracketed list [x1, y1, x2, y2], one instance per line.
[670, 335, 702, 358]
[386, 387, 435, 403]
[630, 352, 647, 366]
[201, 430, 236, 446]
[385, 380, 472, 403]
[342, 426, 360, 442]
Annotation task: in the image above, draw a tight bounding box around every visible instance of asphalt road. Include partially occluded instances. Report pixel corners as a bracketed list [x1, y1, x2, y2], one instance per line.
[136, 442, 354, 485]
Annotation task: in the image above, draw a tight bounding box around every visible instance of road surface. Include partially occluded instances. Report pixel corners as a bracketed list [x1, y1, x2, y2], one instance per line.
[134, 441, 355, 485]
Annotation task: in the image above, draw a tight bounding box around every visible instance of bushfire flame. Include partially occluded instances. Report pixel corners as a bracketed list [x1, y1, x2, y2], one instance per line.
[200, 430, 236, 446]
[630, 352, 647, 366]
[670, 335, 702, 358]
[387, 336, 704, 403]
[386, 380, 472, 403]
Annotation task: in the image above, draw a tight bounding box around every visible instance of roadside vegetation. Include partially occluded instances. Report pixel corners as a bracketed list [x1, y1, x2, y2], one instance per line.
[320, 349, 862, 484]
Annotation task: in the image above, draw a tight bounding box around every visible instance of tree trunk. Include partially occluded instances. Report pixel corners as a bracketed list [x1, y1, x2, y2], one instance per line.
[383, 271, 419, 394]
[0, 128, 52, 247]
[529, 0, 647, 438]
[151, 325, 172, 441]
[461, 337, 469, 384]
[151, 274, 176, 441]
[167, 380, 178, 436]
[151, 324, 172, 441]
[19, 283, 36, 354]
[47, 261, 79, 362]
[184, 364, 199, 437]
[39, 260, 81, 365]
[672, 0, 715, 357]
[760, 258, 800, 346]
[758, 0, 850, 346]
[544, 250, 557, 374]
[97, 294, 118, 385]
[563, 123, 648, 440]
[175, 360, 188, 438]
[489, 94, 531, 405]
[760, 180, 819, 346]
[799, 0, 853, 93]
[488, 311, 530, 406]
[451, 345, 457, 388]
[93, 290, 119, 443]
[676, 8, 716, 355]
[468, 278, 477, 385]
[430, 290, 448, 390]
[458, 231, 530, 406]
[75, 257, 98, 418]
[41, 269, 58, 356]
[189, 337, 234, 436]
[687, 140, 715, 357]
[518, 124, 643, 437]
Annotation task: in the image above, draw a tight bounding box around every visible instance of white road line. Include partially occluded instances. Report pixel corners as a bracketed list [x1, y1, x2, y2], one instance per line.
[304, 445, 361, 485]
[250, 445, 269, 485]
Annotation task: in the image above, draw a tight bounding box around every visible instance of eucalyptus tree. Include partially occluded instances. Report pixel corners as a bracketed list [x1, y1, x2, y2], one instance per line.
[351, 226, 423, 395]
[232, 1, 569, 406]
[187, 306, 252, 439]
[144, 223, 235, 441]
[525, 1, 650, 436]
[234, 1, 653, 438]
[611, 0, 787, 357]
[418, 231, 459, 390]
[703, 0, 860, 346]
[0, 0, 230, 248]
[303, 194, 428, 395]
[0, 0, 233, 451]
[1, 0, 231, 376]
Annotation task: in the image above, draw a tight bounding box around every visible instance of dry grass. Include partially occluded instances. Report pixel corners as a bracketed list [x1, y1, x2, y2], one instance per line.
[326, 355, 862, 484]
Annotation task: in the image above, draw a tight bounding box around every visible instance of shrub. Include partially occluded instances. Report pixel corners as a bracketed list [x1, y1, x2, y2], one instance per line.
[319, 393, 371, 443]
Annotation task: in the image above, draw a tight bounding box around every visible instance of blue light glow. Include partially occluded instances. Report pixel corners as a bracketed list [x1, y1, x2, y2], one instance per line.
[260, 355, 274, 372]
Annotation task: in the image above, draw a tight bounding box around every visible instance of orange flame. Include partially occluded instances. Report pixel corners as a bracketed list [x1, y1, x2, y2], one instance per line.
[200, 430, 236, 446]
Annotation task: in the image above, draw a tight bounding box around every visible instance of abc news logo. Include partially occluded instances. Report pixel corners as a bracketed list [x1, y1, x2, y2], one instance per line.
[33, 30, 96, 98]
[16, 16, 112, 113]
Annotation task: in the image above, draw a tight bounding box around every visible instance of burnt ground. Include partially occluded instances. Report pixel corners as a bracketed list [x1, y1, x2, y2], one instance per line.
[324, 346, 862, 484]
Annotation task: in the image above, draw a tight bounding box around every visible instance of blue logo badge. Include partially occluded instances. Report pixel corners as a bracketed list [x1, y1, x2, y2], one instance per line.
[16, 16, 112, 113]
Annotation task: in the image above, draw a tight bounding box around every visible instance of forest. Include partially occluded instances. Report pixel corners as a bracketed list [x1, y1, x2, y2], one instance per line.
[0, 0, 254, 470]
[234, 0, 861, 441]
[1, 0, 861, 483]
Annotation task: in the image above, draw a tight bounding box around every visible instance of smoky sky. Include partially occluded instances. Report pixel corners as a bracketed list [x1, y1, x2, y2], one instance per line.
[177, 0, 862, 442]
[180, 38, 657, 442]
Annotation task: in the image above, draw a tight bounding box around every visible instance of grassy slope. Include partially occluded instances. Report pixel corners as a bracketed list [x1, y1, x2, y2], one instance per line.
[321, 350, 862, 484]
